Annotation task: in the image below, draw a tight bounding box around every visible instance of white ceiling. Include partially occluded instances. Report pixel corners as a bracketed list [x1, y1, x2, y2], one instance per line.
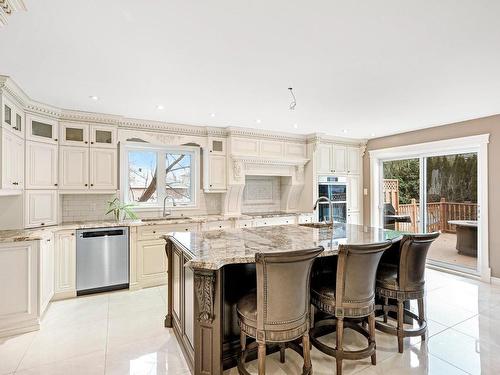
[1, 0, 500, 139]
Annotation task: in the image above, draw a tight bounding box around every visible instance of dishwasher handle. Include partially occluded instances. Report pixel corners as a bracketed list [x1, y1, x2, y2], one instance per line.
[80, 229, 126, 238]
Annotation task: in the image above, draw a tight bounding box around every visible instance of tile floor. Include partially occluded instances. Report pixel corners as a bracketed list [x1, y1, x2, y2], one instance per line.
[1, 269, 500, 374]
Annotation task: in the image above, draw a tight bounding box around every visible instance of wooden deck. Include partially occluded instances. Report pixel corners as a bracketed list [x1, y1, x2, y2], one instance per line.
[427, 232, 477, 270]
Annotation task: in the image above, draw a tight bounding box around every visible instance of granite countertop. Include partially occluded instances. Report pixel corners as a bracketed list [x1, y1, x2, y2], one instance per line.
[164, 223, 403, 270]
[0, 212, 314, 243]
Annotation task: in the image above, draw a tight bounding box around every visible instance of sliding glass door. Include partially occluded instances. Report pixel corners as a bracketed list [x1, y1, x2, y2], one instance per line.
[380, 152, 479, 274]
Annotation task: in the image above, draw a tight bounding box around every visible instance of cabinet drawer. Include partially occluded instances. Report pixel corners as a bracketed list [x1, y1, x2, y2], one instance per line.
[203, 220, 232, 231]
[235, 220, 253, 229]
[137, 223, 198, 241]
[253, 216, 296, 227]
[298, 215, 314, 224]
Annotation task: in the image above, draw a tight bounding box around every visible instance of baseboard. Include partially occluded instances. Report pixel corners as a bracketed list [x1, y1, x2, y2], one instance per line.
[491, 276, 500, 286]
[0, 320, 39, 338]
[52, 290, 77, 301]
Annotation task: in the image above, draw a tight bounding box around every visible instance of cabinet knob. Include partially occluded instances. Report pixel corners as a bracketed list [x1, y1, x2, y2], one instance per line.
[71, 233, 75, 236]
[12, 182, 18, 185]
[210, 184, 213, 187]
[41, 223, 45, 226]
[46, 239, 51, 242]
[55, 138, 58, 141]
[85, 141, 88, 144]
[84, 184, 88, 187]
[90, 184, 94, 187]
[153, 230, 156, 234]
[91, 142, 94, 144]
[54, 183, 58, 186]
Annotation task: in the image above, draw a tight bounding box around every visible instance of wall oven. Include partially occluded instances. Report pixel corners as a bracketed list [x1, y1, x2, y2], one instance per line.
[317, 176, 348, 223]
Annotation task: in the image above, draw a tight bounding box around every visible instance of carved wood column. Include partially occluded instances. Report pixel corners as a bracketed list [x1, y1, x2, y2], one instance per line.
[164, 239, 173, 328]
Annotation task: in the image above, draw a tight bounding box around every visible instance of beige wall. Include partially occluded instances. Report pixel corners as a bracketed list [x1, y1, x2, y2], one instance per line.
[363, 114, 500, 277]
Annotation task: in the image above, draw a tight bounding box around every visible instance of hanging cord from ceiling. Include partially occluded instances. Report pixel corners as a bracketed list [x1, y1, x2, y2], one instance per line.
[288, 87, 296, 110]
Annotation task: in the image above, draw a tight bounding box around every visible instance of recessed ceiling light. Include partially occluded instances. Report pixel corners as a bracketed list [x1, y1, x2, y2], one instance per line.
[256, 119, 262, 124]
[342, 129, 348, 134]
[293, 123, 298, 129]
[156, 105, 165, 110]
[89, 95, 99, 101]
[370, 133, 376, 137]
[210, 113, 216, 117]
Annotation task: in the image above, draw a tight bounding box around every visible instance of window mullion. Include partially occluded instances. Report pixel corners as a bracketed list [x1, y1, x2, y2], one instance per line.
[157, 151, 166, 206]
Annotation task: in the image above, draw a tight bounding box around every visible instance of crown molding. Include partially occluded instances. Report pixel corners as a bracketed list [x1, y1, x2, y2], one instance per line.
[306, 132, 367, 147]
[0, 0, 26, 27]
[226, 126, 306, 143]
[230, 154, 309, 167]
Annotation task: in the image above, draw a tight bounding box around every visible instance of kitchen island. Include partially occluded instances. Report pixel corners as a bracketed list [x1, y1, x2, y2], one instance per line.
[163, 223, 403, 375]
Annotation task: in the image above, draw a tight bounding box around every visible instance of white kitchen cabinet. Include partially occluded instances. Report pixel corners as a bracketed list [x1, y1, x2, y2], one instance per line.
[137, 239, 168, 288]
[54, 230, 76, 299]
[137, 223, 199, 241]
[253, 216, 296, 227]
[298, 214, 314, 224]
[1, 96, 25, 138]
[26, 114, 58, 145]
[59, 146, 89, 189]
[235, 219, 253, 229]
[317, 144, 333, 174]
[39, 235, 55, 315]
[59, 122, 89, 147]
[25, 190, 58, 228]
[0, 241, 39, 337]
[202, 220, 232, 231]
[332, 144, 347, 174]
[347, 212, 361, 225]
[204, 154, 226, 192]
[347, 146, 361, 174]
[348, 175, 361, 213]
[25, 141, 58, 189]
[90, 148, 117, 189]
[1, 129, 24, 190]
[90, 124, 117, 148]
[207, 137, 226, 155]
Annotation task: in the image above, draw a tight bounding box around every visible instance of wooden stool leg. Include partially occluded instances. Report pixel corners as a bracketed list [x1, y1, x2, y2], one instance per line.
[279, 343, 286, 364]
[418, 297, 426, 341]
[240, 330, 246, 352]
[336, 318, 344, 375]
[368, 312, 376, 365]
[397, 300, 404, 353]
[383, 297, 389, 323]
[303, 333, 312, 372]
[258, 342, 266, 375]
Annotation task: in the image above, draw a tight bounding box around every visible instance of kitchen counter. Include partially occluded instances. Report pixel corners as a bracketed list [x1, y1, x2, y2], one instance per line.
[0, 212, 313, 243]
[164, 223, 402, 270]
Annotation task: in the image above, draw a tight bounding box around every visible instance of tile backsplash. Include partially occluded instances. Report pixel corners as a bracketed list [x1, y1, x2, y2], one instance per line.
[62, 194, 116, 222]
[242, 176, 282, 213]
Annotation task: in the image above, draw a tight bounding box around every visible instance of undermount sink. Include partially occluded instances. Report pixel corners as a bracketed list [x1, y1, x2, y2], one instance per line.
[141, 216, 191, 222]
[299, 222, 333, 228]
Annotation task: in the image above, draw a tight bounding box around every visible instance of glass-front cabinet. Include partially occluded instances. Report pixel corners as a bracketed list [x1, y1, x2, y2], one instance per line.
[90, 125, 117, 148]
[59, 122, 89, 146]
[2, 96, 25, 138]
[26, 114, 58, 144]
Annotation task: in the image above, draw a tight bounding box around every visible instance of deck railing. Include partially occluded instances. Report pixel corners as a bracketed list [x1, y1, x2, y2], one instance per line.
[396, 198, 477, 233]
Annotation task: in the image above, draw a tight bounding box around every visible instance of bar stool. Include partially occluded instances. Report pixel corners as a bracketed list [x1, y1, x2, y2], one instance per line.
[236, 247, 324, 375]
[310, 241, 393, 375]
[375, 232, 439, 353]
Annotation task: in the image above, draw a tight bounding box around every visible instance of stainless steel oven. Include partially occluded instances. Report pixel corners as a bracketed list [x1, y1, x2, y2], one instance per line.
[317, 176, 348, 223]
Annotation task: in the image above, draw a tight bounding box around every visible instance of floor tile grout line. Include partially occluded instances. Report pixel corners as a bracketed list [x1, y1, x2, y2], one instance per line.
[427, 351, 474, 374]
[12, 331, 37, 374]
[103, 294, 110, 375]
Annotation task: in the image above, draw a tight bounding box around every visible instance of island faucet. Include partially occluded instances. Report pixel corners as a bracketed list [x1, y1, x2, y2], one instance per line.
[163, 196, 177, 217]
[313, 196, 334, 225]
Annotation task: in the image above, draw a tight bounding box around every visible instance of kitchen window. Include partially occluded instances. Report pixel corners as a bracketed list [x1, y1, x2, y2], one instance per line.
[123, 144, 198, 208]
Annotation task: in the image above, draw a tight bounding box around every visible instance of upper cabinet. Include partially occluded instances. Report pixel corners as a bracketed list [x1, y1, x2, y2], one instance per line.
[26, 114, 58, 145]
[25, 141, 58, 189]
[1, 96, 25, 138]
[1, 128, 24, 191]
[60, 122, 89, 147]
[90, 148, 117, 190]
[316, 143, 362, 176]
[204, 137, 227, 192]
[90, 124, 117, 148]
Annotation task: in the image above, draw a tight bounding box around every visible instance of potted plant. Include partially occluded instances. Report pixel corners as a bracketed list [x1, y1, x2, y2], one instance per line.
[106, 198, 139, 222]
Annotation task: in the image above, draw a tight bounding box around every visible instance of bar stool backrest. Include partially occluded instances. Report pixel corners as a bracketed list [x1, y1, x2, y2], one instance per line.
[398, 232, 440, 291]
[255, 247, 324, 336]
[336, 241, 393, 316]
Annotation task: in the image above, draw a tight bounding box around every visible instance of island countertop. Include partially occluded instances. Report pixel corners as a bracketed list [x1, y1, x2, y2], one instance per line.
[164, 223, 403, 270]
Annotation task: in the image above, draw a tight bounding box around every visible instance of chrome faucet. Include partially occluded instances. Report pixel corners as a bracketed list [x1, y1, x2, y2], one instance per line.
[313, 196, 334, 225]
[163, 196, 177, 217]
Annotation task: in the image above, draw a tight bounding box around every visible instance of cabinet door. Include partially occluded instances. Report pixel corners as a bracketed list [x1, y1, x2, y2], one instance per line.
[347, 147, 361, 174]
[206, 155, 226, 191]
[54, 231, 76, 296]
[39, 236, 55, 315]
[59, 122, 89, 147]
[208, 137, 226, 155]
[59, 146, 89, 189]
[26, 141, 58, 189]
[90, 125, 117, 148]
[2, 131, 24, 189]
[25, 190, 58, 228]
[332, 144, 347, 174]
[348, 212, 360, 225]
[348, 175, 360, 212]
[90, 148, 117, 189]
[26, 115, 58, 145]
[317, 144, 333, 174]
[137, 240, 168, 287]
[172, 249, 181, 322]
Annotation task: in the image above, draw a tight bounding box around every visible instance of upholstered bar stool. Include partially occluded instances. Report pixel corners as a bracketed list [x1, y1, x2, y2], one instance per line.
[310, 241, 393, 375]
[375, 232, 439, 353]
[236, 247, 324, 375]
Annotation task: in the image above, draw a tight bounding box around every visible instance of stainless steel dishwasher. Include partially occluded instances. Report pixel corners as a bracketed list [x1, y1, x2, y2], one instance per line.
[76, 227, 129, 295]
